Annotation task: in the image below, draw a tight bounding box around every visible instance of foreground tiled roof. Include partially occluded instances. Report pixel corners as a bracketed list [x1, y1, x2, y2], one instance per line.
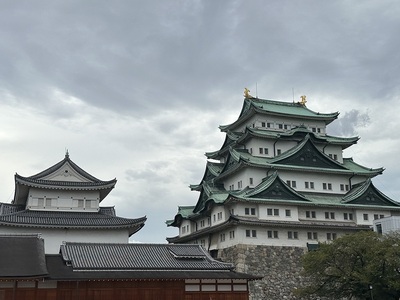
[60, 243, 233, 271]
[45, 242, 259, 281]
[0, 208, 146, 236]
[0, 235, 48, 278]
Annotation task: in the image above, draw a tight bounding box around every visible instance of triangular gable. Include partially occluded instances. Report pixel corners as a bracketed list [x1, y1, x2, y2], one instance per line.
[244, 173, 309, 202]
[342, 180, 400, 207]
[276, 137, 346, 170]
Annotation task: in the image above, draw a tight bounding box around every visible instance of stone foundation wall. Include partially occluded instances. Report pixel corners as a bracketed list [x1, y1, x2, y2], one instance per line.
[218, 244, 312, 300]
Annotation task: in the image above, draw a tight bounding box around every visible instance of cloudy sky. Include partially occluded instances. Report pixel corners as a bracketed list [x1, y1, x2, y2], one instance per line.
[0, 1, 399, 243]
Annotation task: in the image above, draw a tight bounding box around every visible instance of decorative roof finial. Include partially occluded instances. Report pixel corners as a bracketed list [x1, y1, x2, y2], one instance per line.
[244, 88, 253, 98]
[299, 95, 307, 106]
[65, 149, 69, 159]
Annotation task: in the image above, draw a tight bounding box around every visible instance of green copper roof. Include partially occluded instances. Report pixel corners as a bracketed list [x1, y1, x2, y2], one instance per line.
[220, 98, 339, 132]
[215, 137, 383, 180]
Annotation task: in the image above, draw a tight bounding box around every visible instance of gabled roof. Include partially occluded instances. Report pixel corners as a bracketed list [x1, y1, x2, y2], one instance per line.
[220, 98, 339, 132]
[235, 172, 309, 202]
[0, 234, 48, 279]
[215, 137, 382, 181]
[13, 153, 117, 205]
[239, 126, 359, 149]
[0, 206, 146, 236]
[342, 179, 400, 207]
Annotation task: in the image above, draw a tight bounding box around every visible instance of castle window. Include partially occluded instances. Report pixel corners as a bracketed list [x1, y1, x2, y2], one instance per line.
[238, 181, 242, 189]
[343, 213, 353, 220]
[220, 233, 225, 242]
[267, 208, 279, 216]
[246, 230, 257, 238]
[245, 207, 256, 216]
[307, 232, 318, 240]
[249, 178, 253, 185]
[305, 181, 315, 189]
[277, 149, 282, 155]
[327, 233, 337, 240]
[288, 231, 298, 239]
[278, 124, 283, 129]
[306, 211, 316, 218]
[200, 220, 205, 227]
[267, 230, 279, 239]
[267, 122, 271, 128]
[363, 214, 369, 221]
[229, 230, 235, 239]
[217, 212, 223, 220]
[261, 122, 266, 127]
[285, 209, 291, 217]
[259, 148, 263, 154]
[325, 212, 335, 219]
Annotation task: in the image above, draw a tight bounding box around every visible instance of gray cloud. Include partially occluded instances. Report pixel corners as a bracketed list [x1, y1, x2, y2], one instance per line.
[0, 0, 400, 242]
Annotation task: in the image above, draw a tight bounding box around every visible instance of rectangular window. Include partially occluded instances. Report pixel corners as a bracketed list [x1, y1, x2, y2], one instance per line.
[374, 214, 379, 220]
[238, 181, 242, 189]
[363, 214, 369, 221]
[246, 230, 257, 238]
[346, 185, 350, 191]
[306, 211, 316, 218]
[274, 209, 279, 216]
[277, 149, 282, 155]
[327, 233, 337, 240]
[259, 148, 263, 154]
[323, 183, 327, 190]
[264, 148, 269, 155]
[229, 230, 235, 239]
[340, 184, 344, 191]
[261, 122, 266, 127]
[267, 230, 278, 239]
[310, 182, 314, 189]
[245, 208, 256, 216]
[328, 183, 332, 190]
[249, 178, 253, 185]
[220, 233, 225, 242]
[267, 122, 271, 128]
[267, 208, 273, 216]
[217, 212, 222, 220]
[286, 180, 297, 188]
[305, 182, 309, 189]
[285, 209, 291, 217]
[333, 154, 338, 160]
[278, 124, 283, 129]
[288, 231, 299, 239]
[325, 212, 335, 219]
[307, 232, 318, 240]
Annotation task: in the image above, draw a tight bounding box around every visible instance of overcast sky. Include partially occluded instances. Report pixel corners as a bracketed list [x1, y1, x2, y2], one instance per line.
[0, 1, 399, 243]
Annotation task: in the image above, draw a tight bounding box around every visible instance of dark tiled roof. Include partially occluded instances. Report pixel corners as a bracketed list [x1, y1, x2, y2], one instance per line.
[0, 235, 48, 278]
[60, 242, 233, 271]
[13, 154, 117, 205]
[0, 209, 146, 236]
[46, 255, 257, 280]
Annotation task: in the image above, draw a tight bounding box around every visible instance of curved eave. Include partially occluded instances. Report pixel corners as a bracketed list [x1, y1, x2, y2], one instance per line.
[241, 127, 359, 149]
[0, 215, 147, 237]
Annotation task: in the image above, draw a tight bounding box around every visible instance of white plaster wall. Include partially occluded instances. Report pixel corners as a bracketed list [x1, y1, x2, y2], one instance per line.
[27, 188, 100, 211]
[0, 227, 129, 254]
